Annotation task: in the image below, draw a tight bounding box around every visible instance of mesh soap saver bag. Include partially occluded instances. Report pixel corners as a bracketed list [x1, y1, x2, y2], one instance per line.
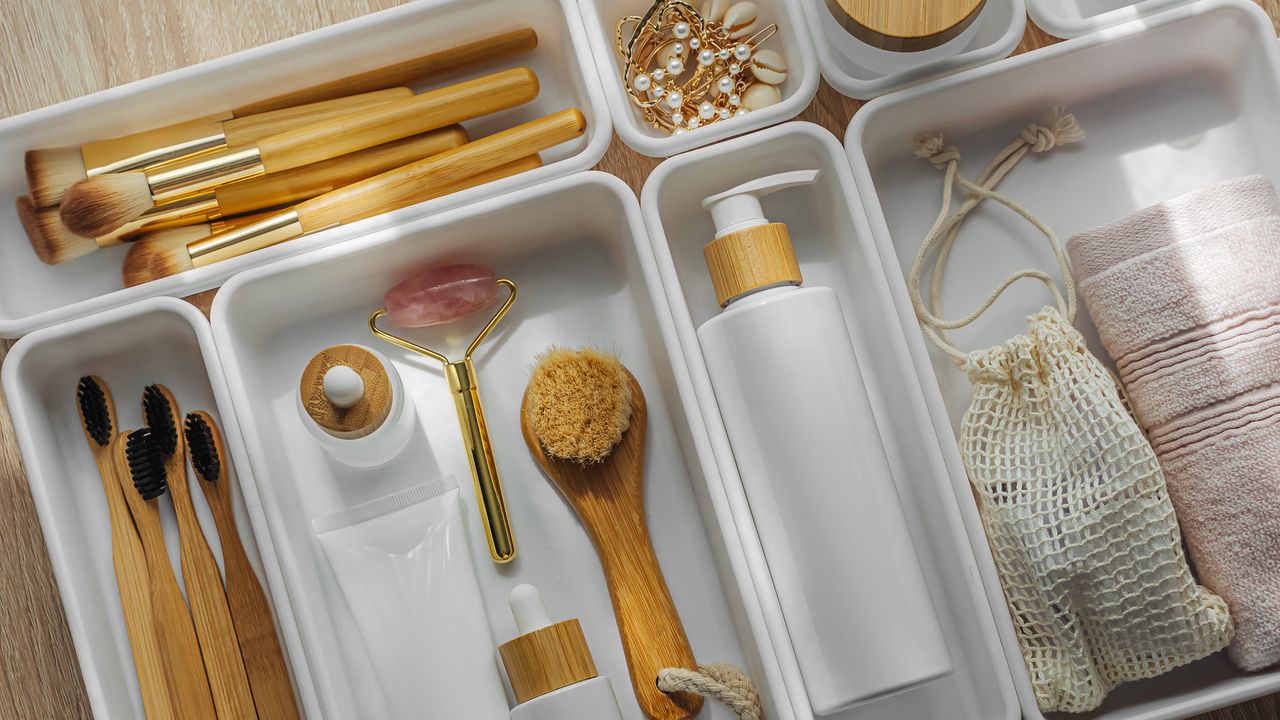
[909, 112, 1233, 714]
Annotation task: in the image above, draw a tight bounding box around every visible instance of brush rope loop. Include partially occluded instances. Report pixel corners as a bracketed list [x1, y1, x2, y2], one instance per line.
[658, 663, 763, 720]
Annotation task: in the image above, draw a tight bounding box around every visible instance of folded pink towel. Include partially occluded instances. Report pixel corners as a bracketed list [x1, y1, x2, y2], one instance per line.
[1068, 176, 1280, 671]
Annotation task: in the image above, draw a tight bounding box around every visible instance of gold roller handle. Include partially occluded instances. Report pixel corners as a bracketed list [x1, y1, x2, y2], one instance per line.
[368, 279, 519, 564]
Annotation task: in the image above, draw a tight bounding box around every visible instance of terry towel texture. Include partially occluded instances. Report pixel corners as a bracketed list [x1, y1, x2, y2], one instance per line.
[1068, 175, 1280, 671]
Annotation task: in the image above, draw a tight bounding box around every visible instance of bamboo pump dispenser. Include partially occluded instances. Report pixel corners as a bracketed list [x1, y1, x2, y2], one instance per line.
[697, 171, 954, 713]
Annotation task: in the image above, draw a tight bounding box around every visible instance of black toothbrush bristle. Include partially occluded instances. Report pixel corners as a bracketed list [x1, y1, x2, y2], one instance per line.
[125, 429, 168, 500]
[184, 413, 220, 483]
[142, 385, 178, 457]
[76, 376, 111, 447]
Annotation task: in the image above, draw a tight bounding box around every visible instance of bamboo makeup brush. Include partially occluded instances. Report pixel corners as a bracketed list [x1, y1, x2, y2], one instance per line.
[75, 377, 175, 720]
[119, 108, 581, 287]
[24, 127, 469, 265]
[142, 385, 256, 720]
[117, 428, 218, 719]
[521, 348, 702, 720]
[25, 87, 413, 209]
[185, 411, 301, 720]
[60, 68, 541, 238]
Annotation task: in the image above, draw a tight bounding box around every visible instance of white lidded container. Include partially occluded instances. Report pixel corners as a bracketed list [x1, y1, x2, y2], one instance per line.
[695, 169, 951, 713]
[1027, 0, 1199, 38]
[845, 1, 1280, 718]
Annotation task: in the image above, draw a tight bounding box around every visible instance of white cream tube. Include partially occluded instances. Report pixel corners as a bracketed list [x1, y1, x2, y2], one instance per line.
[314, 476, 508, 719]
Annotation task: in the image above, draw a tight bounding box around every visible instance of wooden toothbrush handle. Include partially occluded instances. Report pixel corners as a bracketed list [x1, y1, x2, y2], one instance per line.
[232, 28, 538, 116]
[220, 87, 414, 148]
[578, 502, 703, 720]
[214, 126, 468, 216]
[255, 67, 540, 173]
[296, 108, 584, 231]
[94, 447, 175, 720]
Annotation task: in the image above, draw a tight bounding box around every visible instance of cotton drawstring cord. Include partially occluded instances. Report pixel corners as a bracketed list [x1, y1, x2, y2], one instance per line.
[658, 663, 764, 720]
[908, 108, 1084, 365]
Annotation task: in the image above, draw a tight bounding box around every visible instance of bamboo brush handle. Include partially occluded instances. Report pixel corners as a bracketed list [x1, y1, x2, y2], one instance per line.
[233, 28, 538, 115]
[221, 87, 413, 148]
[255, 68, 540, 173]
[215, 126, 468, 216]
[296, 108, 583, 231]
[112, 443, 217, 720]
[92, 438, 175, 720]
[196, 444, 300, 720]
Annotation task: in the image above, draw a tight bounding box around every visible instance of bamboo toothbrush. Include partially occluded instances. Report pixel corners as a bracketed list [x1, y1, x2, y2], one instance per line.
[60, 68, 540, 237]
[25, 87, 413, 209]
[76, 377, 175, 720]
[23, 127, 468, 264]
[121, 146, 550, 287]
[520, 348, 702, 720]
[185, 411, 300, 720]
[143, 385, 256, 720]
[117, 428, 218, 720]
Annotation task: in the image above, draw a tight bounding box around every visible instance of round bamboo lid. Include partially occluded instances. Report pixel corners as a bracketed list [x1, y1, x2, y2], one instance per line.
[825, 0, 986, 52]
[299, 344, 393, 439]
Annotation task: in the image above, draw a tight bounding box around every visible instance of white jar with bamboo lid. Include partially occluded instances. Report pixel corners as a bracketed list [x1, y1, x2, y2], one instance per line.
[819, 0, 988, 74]
[296, 343, 416, 467]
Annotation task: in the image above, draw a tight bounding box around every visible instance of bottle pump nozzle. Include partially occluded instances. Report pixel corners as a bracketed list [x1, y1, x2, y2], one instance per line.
[701, 169, 820, 307]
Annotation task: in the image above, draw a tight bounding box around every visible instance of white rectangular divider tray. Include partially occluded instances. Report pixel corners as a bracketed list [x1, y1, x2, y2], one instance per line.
[845, 0, 1280, 718]
[640, 121, 1020, 720]
[1027, 0, 1199, 38]
[576, 0, 819, 156]
[796, 0, 1025, 100]
[0, 297, 313, 719]
[0, 0, 610, 338]
[210, 171, 789, 719]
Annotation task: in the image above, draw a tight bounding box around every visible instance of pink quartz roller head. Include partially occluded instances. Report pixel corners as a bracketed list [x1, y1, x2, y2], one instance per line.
[383, 263, 502, 327]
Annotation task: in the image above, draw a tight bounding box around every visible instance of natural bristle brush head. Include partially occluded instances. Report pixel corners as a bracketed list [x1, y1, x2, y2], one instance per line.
[76, 376, 114, 447]
[121, 230, 197, 288]
[25, 146, 87, 208]
[524, 347, 633, 465]
[125, 429, 168, 500]
[142, 384, 180, 458]
[184, 412, 222, 484]
[60, 171, 154, 238]
[17, 197, 99, 264]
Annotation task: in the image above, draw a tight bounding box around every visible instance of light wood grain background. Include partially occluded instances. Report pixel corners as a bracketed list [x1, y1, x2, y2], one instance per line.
[1, 1, 1279, 718]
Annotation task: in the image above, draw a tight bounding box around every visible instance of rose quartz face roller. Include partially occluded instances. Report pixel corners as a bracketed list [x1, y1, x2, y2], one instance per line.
[369, 263, 519, 564]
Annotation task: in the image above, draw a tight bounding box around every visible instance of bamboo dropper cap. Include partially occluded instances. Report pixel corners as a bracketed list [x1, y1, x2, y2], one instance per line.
[825, 0, 985, 52]
[299, 344, 393, 439]
[499, 585, 598, 705]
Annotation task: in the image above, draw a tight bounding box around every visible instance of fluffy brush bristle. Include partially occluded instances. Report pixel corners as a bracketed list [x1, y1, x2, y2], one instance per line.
[142, 385, 179, 458]
[25, 146, 87, 208]
[76, 376, 112, 447]
[16, 196, 98, 264]
[184, 412, 221, 483]
[121, 230, 196, 288]
[59, 172, 154, 238]
[125, 429, 168, 500]
[525, 347, 633, 465]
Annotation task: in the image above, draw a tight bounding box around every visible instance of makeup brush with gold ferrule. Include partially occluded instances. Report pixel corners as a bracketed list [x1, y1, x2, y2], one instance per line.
[60, 68, 540, 238]
[121, 144, 552, 287]
[122, 108, 581, 286]
[22, 127, 468, 264]
[25, 87, 413, 209]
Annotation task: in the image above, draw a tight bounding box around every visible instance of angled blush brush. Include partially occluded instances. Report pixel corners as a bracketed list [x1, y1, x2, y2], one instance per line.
[25, 87, 412, 208]
[60, 68, 540, 237]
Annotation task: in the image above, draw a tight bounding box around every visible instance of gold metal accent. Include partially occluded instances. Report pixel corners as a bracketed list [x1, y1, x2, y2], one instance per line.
[147, 147, 265, 204]
[188, 209, 303, 265]
[86, 133, 229, 176]
[96, 191, 220, 247]
[368, 279, 519, 564]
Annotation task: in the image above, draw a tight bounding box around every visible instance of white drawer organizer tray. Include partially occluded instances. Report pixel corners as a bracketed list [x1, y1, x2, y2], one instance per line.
[640, 121, 1019, 720]
[1027, 0, 1200, 38]
[795, 0, 1025, 100]
[0, 0, 610, 338]
[575, 0, 819, 157]
[846, 0, 1280, 718]
[0, 297, 313, 720]
[211, 172, 790, 720]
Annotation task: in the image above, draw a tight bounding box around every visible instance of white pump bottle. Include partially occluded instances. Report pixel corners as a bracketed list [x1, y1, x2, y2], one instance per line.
[697, 170, 952, 714]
